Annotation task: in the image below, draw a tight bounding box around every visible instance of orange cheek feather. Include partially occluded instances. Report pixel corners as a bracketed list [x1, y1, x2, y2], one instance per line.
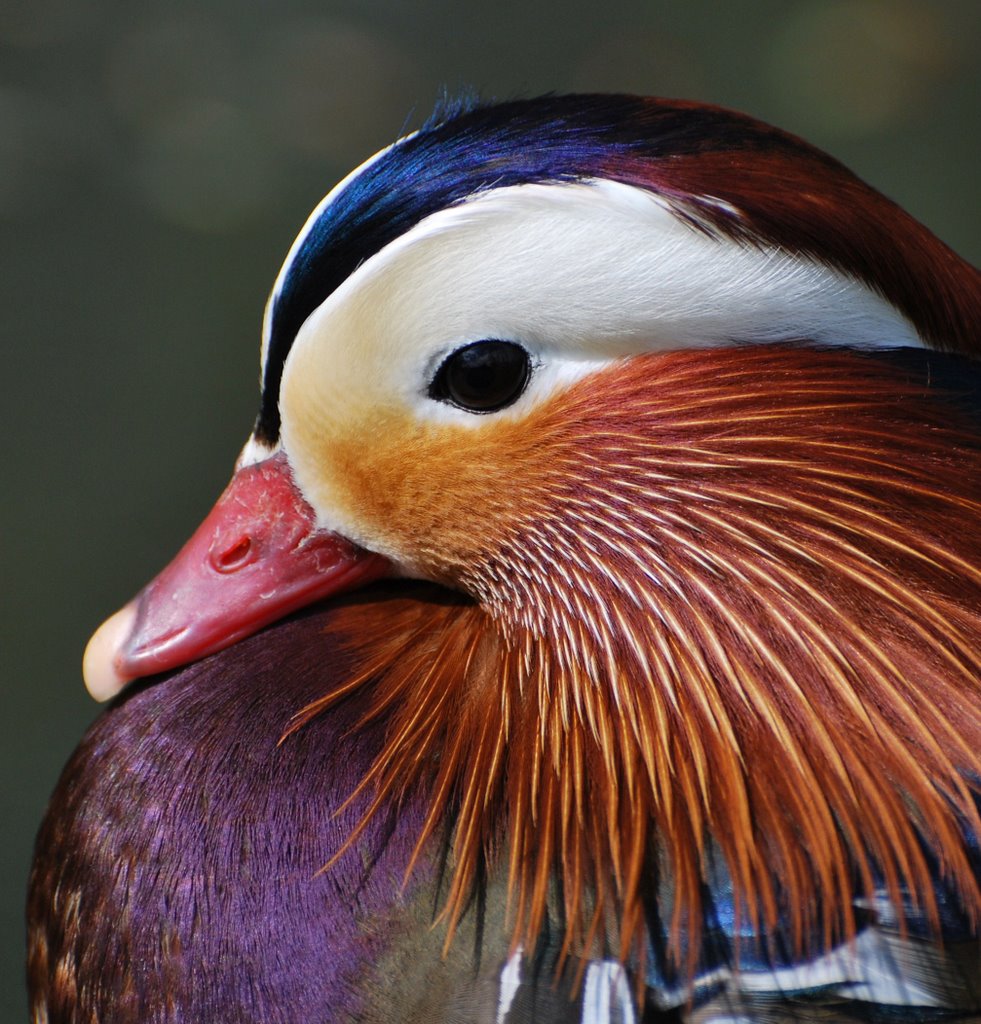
[287, 398, 564, 585]
[288, 345, 981, 969]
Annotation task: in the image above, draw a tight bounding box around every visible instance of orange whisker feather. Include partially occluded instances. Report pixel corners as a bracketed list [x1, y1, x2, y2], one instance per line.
[290, 346, 981, 980]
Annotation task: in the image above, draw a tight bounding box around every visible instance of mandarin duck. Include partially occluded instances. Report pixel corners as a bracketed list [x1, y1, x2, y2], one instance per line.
[29, 94, 981, 1023]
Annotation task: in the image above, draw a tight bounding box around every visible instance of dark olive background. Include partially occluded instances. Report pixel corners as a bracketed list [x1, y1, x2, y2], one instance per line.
[2, 0, 978, 1014]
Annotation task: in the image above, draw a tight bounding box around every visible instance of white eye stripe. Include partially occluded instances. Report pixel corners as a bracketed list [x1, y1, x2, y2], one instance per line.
[285, 179, 920, 396]
[278, 177, 924, 461]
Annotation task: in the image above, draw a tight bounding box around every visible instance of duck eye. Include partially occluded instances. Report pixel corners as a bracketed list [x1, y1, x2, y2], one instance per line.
[428, 340, 532, 413]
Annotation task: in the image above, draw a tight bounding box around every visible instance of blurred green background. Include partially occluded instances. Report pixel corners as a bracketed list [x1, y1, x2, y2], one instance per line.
[2, 0, 978, 1014]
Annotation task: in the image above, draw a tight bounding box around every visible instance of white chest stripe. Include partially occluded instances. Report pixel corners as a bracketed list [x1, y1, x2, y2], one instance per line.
[496, 949, 522, 1024]
[582, 960, 637, 1024]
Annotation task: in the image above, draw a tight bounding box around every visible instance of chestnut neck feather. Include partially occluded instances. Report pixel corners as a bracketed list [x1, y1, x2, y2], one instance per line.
[294, 345, 981, 972]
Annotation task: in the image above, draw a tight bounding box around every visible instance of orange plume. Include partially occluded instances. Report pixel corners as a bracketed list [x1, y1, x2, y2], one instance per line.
[290, 344, 981, 975]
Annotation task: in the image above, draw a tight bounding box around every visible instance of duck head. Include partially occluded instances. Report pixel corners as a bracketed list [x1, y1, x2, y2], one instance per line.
[81, 94, 981, 962]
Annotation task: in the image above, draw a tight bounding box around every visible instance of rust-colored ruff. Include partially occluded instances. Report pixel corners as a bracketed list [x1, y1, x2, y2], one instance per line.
[292, 345, 981, 974]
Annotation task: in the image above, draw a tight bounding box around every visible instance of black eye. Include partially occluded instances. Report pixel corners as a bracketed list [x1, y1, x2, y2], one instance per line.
[428, 340, 532, 413]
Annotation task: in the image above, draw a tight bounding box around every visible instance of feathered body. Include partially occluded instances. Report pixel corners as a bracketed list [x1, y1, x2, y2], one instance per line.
[31, 95, 981, 1021]
[28, 597, 510, 1023]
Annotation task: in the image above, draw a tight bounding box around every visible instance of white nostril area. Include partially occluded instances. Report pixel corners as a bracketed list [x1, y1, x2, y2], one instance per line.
[82, 603, 137, 702]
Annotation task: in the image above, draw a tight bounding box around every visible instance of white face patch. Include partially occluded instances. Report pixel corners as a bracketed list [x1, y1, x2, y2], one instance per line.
[278, 177, 921, 437]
